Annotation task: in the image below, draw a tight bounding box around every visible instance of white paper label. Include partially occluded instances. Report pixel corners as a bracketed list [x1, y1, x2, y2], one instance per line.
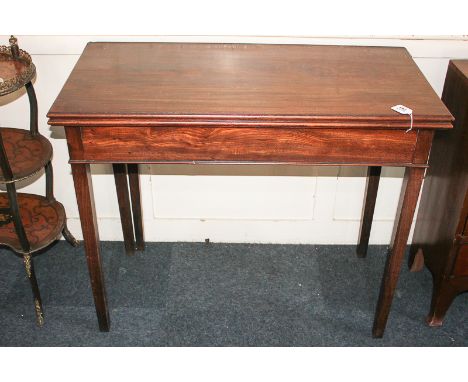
[391, 104, 413, 115]
[391, 104, 413, 132]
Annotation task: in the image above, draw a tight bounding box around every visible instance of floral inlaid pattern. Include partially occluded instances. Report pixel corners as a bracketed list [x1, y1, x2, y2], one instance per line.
[0, 128, 52, 182]
[0, 193, 65, 253]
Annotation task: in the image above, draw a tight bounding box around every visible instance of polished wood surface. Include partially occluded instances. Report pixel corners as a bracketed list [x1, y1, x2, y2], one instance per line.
[357, 166, 381, 258]
[410, 60, 468, 327]
[75, 126, 420, 165]
[0, 57, 29, 79]
[0, 128, 52, 182]
[128, 164, 144, 251]
[113, 164, 136, 256]
[67, 143, 110, 332]
[48, 43, 451, 130]
[451, 59, 468, 79]
[0, 193, 65, 254]
[453, 240, 468, 277]
[48, 42, 453, 337]
[373, 166, 425, 337]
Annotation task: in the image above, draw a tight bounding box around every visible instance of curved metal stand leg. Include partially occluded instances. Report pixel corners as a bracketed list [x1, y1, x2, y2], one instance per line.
[44, 160, 79, 247]
[23, 254, 44, 327]
[25, 82, 38, 136]
[7, 183, 30, 253]
[0, 130, 13, 180]
[45, 161, 55, 202]
[63, 224, 79, 247]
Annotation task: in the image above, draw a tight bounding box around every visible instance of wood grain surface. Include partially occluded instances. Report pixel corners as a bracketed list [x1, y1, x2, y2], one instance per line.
[453, 243, 468, 277]
[373, 166, 425, 337]
[47, 43, 452, 130]
[0, 193, 65, 254]
[0, 128, 52, 182]
[451, 59, 468, 80]
[410, 59, 468, 326]
[66, 148, 110, 332]
[0, 57, 28, 79]
[74, 126, 418, 165]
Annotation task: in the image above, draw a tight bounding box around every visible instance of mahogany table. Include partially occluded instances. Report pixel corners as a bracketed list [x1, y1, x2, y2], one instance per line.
[47, 42, 452, 337]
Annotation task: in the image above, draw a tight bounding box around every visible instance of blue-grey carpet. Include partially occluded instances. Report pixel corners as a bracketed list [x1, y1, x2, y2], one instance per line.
[0, 242, 466, 346]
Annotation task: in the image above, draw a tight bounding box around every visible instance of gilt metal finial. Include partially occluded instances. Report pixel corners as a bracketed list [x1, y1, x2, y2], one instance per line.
[9, 35, 20, 59]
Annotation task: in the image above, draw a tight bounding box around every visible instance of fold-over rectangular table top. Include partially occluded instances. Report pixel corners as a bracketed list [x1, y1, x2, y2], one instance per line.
[48, 42, 452, 130]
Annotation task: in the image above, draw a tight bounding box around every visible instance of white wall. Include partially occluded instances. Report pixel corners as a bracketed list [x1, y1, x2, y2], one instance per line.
[1, 35, 467, 244]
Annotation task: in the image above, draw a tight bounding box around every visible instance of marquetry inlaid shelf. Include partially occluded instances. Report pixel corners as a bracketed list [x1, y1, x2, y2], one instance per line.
[0, 193, 66, 254]
[0, 128, 52, 183]
[0, 36, 78, 327]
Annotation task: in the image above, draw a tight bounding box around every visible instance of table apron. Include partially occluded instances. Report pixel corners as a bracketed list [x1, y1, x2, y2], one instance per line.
[65, 126, 433, 166]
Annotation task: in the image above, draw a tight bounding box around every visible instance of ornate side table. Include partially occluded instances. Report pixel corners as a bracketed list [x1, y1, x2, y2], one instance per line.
[0, 36, 78, 326]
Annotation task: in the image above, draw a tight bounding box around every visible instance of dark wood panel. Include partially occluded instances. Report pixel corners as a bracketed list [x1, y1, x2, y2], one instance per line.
[451, 60, 468, 83]
[453, 242, 468, 277]
[77, 127, 418, 165]
[47, 43, 452, 130]
[410, 59, 468, 326]
[458, 192, 468, 236]
[411, 61, 468, 273]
